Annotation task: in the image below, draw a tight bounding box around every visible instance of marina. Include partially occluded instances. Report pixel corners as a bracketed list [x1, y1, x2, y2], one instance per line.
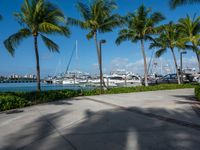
[1, 67, 200, 92]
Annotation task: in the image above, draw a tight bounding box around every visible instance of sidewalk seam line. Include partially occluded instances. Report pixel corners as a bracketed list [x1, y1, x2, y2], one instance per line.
[35, 107, 78, 150]
[85, 97, 200, 131]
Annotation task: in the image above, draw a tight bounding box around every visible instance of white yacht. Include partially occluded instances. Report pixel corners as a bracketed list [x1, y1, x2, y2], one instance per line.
[104, 74, 141, 87]
[52, 78, 63, 84]
[62, 78, 79, 85]
[115, 75, 141, 87]
[87, 73, 142, 87]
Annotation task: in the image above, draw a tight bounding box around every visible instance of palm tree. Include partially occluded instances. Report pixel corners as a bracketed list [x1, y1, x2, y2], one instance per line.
[170, 0, 200, 9]
[4, 0, 70, 92]
[116, 5, 165, 86]
[150, 22, 183, 84]
[68, 0, 122, 91]
[177, 15, 200, 71]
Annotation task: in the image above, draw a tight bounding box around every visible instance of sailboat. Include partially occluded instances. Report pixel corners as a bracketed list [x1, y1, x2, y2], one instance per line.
[62, 40, 78, 85]
[62, 41, 90, 85]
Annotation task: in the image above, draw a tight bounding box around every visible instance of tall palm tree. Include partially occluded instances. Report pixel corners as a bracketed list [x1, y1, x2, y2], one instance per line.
[150, 22, 183, 84]
[4, 0, 70, 92]
[177, 15, 200, 71]
[116, 5, 165, 86]
[170, 0, 200, 9]
[68, 0, 122, 91]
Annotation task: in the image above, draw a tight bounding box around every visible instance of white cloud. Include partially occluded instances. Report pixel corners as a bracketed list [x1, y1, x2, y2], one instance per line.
[110, 57, 129, 70]
[110, 57, 149, 75]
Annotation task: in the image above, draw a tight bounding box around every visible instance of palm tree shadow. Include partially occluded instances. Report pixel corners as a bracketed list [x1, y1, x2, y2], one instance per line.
[6, 109, 24, 114]
[2, 110, 69, 150]
[172, 95, 200, 117]
[60, 107, 200, 150]
[173, 95, 200, 105]
[50, 100, 73, 105]
[2, 107, 200, 150]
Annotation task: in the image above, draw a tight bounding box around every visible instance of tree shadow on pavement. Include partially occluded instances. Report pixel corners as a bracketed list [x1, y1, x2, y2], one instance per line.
[61, 107, 200, 150]
[2, 106, 200, 150]
[1, 110, 71, 150]
[172, 95, 200, 104]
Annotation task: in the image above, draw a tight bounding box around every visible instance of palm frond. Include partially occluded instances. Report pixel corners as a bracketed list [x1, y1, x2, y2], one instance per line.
[58, 26, 70, 37]
[103, 0, 118, 13]
[115, 29, 135, 45]
[90, 0, 117, 19]
[99, 14, 123, 33]
[86, 31, 94, 40]
[39, 22, 70, 36]
[145, 35, 156, 43]
[149, 39, 162, 49]
[24, 0, 31, 11]
[4, 28, 31, 56]
[40, 34, 59, 52]
[67, 17, 87, 29]
[170, 0, 200, 9]
[152, 25, 165, 34]
[76, 1, 91, 20]
[46, 9, 65, 23]
[150, 12, 165, 25]
[13, 12, 26, 25]
[155, 48, 167, 57]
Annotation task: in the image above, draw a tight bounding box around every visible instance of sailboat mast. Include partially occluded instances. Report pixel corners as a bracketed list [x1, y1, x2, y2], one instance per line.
[76, 40, 78, 61]
[75, 40, 79, 84]
[160, 58, 163, 75]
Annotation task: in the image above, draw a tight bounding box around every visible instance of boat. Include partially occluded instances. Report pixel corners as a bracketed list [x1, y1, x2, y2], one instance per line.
[115, 74, 142, 87]
[87, 71, 142, 87]
[52, 78, 63, 84]
[104, 74, 141, 87]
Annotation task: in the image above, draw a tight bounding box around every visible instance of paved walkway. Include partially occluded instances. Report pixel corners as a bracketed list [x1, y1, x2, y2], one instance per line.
[0, 88, 200, 150]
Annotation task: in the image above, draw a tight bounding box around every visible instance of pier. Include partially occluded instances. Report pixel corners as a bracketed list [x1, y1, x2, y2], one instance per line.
[0, 79, 37, 83]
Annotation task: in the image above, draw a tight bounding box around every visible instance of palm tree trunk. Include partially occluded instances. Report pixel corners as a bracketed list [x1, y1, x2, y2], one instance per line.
[192, 43, 200, 72]
[140, 39, 148, 86]
[170, 47, 181, 84]
[34, 35, 41, 92]
[195, 52, 200, 72]
[94, 32, 103, 92]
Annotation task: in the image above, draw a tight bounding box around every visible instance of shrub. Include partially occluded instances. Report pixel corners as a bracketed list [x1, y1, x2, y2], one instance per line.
[0, 90, 80, 111]
[82, 89, 101, 96]
[195, 86, 200, 101]
[0, 95, 28, 111]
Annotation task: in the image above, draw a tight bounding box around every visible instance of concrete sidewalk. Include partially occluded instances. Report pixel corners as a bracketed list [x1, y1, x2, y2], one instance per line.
[0, 89, 200, 150]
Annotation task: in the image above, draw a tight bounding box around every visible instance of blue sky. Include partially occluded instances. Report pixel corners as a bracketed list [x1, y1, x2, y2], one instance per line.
[0, 0, 199, 77]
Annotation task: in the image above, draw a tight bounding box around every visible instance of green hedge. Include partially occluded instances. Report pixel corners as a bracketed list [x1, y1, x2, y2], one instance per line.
[83, 84, 198, 96]
[0, 95, 27, 111]
[0, 84, 197, 111]
[195, 86, 200, 101]
[0, 90, 80, 111]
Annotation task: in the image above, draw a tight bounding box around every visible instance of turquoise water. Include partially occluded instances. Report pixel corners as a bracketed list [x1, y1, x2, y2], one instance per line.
[0, 83, 92, 92]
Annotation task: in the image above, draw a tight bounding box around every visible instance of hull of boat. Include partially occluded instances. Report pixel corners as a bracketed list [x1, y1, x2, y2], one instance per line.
[115, 81, 141, 87]
[62, 79, 79, 85]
